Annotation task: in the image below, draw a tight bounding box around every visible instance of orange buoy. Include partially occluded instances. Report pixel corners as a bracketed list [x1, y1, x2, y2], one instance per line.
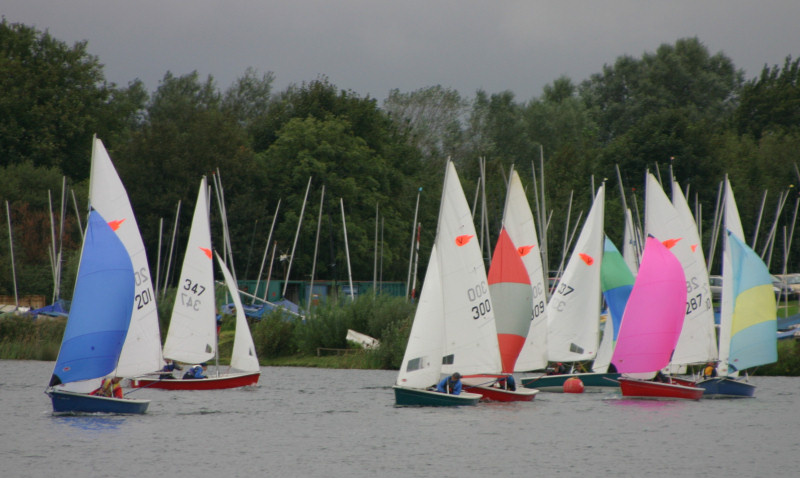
[563, 377, 584, 393]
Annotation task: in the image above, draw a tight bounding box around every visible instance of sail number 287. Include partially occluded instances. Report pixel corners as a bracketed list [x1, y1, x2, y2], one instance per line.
[468, 281, 492, 319]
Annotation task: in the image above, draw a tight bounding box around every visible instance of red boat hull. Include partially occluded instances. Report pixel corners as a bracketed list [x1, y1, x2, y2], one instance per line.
[131, 372, 260, 390]
[464, 385, 538, 402]
[618, 377, 703, 400]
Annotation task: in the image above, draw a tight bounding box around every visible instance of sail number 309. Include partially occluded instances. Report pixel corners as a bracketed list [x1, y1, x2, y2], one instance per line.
[468, 282, 492, 319]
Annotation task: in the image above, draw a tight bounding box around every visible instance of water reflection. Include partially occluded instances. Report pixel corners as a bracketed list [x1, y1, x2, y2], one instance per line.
[53, 414, 126, 431]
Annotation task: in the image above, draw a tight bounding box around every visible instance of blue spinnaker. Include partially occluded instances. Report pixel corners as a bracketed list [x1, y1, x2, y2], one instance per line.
[50, 210, 135, 386]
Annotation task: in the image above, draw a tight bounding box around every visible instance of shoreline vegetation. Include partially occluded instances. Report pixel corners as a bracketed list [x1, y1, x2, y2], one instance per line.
[2, 293, 799, 376]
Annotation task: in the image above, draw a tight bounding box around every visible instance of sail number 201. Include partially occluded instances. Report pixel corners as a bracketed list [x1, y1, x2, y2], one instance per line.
[134, 267, 153, 310]
[468, 281, 491, 319]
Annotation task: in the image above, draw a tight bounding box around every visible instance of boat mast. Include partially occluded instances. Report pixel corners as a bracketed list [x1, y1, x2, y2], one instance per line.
[160, 200, 182, 298]
[340, 198, 355, 300]
[5, 201, 19, 308]
[309, 187, 325, 309]
[253, 200, 281, 304]
[283, 177, 312, 300]
[405, 187, 422, 300]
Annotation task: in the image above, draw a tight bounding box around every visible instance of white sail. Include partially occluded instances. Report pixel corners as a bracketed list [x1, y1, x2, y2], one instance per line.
[396, 244, 445, 389]
[718, 177, 745, 376]
[89, 137, 162, 377]
[162, 177, 217, 364]
[593, 311, 614, 372]
[502, 169, 548, 372]
[644, 173, 717, 367]
[438, 161, 502, 377]
[217, 253, 260, 373]
[546, 185, 605, 362]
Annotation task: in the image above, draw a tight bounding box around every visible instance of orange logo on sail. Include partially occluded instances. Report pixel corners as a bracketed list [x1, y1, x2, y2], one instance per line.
[691, 244, 698, 252]
[199, 247, 213, 259]
[108, 219, 126, 231]
[662, 238, 682, 249]
[517, 245, 535, 256]
[578, 253, 594, 265]
[455, 235, 474, 247]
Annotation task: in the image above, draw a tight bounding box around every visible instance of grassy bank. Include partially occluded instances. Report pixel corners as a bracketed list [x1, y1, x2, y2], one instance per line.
[3, 294, 800, 375]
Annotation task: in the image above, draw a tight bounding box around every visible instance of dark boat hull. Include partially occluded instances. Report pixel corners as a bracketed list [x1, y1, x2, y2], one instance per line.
[697, 377, 756, 398]
[393, 385, 482, 406]
[521, 372, 620, 392]
[48, 389, 150, 414]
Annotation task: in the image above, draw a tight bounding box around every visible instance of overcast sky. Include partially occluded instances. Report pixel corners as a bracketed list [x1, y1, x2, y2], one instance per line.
[4, 1, 799, 102]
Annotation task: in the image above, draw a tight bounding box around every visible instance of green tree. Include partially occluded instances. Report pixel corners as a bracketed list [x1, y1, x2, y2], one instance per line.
[113, 71, 268, 285]
[0, 20, 145, 180]
[382, 85, 467, 163]
[259, 115, 413, 286]
[580, 37, 743, 198]
[735, 56, 800, 140]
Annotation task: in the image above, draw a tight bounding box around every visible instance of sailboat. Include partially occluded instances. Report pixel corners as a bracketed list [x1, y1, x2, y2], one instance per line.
[47, 137, 162, 414]
[698, 178, 777, 398]
[521, 185, 618, 391]
[393, 161, 490, 406]
[613, 236, 703, 400]
[502, 168, 548, 373]
[644, 173, 717, 374]
[46, 210, 151, 414]
[131, 177, 260, 390]
[462, 227, 538, 401]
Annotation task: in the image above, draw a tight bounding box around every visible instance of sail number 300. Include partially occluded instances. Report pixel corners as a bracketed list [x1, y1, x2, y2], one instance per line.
[468, 282, 491, 319]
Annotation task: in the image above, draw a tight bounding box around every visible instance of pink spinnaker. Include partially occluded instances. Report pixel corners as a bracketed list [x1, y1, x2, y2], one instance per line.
[611, 236, 687, 373]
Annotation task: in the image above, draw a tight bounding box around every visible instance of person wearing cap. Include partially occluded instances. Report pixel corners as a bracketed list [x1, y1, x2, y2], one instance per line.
[183, 363, 208, 379]
[436, 373, 463, 395]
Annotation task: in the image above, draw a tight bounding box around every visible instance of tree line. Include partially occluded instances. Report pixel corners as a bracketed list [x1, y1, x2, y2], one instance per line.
[2, 19, 799, 302]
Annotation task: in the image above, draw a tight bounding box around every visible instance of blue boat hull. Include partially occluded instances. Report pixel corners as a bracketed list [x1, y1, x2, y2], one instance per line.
[697, 377, 756, 398]
[48, 389, 150, 414]
[393, 385, 481, 406]
[521, 372, 620, 392]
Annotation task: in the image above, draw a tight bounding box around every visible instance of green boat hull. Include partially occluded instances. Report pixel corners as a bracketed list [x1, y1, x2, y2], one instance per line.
[521, 372, 620, 392]
[393, 385, 482, 406]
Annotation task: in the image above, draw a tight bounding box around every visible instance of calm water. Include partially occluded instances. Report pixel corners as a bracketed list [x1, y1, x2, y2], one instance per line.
[2, 360, 798, 477]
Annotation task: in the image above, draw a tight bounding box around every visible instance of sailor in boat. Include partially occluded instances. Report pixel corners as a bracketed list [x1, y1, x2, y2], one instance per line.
[702, 361, 718, 378]
[547, 362, 568, 375]
[159, 359, 183, 379]
[435, 373, 463, 395]
[183, 363, 208, 379]
[495, 375, 516, 391]
[90, 377, 123, 398]
[653, 370, 670, 383]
